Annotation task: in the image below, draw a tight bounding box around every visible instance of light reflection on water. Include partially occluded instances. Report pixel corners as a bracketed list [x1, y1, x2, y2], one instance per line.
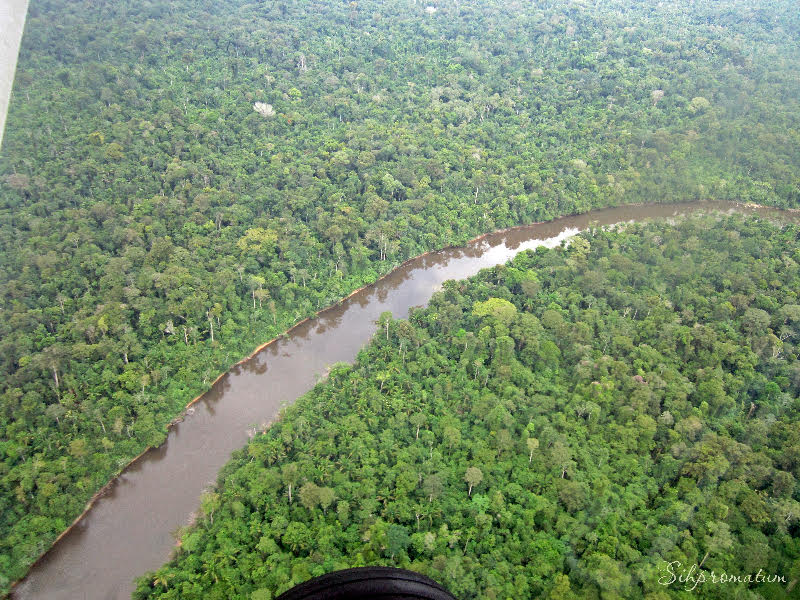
[12, 201, 798, 600]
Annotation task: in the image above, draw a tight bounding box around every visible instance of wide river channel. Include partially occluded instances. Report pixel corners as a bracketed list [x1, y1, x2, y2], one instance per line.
[11, 201, 799, 599]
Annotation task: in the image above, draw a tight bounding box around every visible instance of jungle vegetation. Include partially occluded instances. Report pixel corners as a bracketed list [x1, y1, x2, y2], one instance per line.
[1, 0, 799, 592]
[135, 216, 800, 599]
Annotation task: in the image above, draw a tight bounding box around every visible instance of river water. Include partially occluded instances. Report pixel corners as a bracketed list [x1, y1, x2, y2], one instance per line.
[10, 201, 798, 599]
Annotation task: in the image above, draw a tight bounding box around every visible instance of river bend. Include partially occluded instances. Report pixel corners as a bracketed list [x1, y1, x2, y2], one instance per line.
[11, 201, 798, 599]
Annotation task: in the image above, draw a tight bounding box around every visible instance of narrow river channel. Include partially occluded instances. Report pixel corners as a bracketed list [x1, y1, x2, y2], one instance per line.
[10, 201, 798, 599]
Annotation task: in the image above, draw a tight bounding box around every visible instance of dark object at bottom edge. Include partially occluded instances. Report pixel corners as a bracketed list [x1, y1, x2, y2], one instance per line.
[274, 567, 458, 600]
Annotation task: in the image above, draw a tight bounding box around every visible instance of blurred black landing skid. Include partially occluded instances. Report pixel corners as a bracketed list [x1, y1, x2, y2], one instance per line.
[275, 568, 457, 600]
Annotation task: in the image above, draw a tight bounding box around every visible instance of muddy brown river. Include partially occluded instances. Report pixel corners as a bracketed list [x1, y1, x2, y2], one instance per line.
[10, 201, 798, 599]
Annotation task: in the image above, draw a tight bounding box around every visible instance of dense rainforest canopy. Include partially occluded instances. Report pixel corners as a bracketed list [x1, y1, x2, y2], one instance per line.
[135, 216, 800, 599]
[1, 0, 799, 593]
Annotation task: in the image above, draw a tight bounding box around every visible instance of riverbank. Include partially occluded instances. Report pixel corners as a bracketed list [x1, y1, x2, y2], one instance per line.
[9, 199, 800, 599]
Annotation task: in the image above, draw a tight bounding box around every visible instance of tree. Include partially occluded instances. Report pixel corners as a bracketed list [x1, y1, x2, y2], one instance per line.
[317, 487, 335, 513]
[704, 520, 734, 558]
[688, 96, 711, 114]
[743, 308, 770, 337]
[549, 441, 573, 478]
[547, 574, 577, 600]
[298, 482, 320, 511]
[6, 0, 800, 587]
[45, 403, 66, 427]
[200, 491, 220, 524]
[133, 215, 800, 600]
[237, 227, 278, 258]
[410, 413, 426, 440]
[443, 426, 461, 450]
[386, 524, 410, 560]
[557, 480, 585, 513]
[472, 298, 517, 327]
[248, 275, 266, 309]
[464, 466, 483, 496]
[377, 311, 394, 341]
[282, 522, 312, 552]
[527, 437, 539, 463]
[32, 345, 70, 398]
[281, 463, 299, 504]
[336, 500, 351, 526]
[423, 473, 444, 503]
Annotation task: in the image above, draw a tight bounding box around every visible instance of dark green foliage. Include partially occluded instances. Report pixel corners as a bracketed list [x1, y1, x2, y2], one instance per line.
[2, 0, 800, 591]
[135, 216, 800, 599]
